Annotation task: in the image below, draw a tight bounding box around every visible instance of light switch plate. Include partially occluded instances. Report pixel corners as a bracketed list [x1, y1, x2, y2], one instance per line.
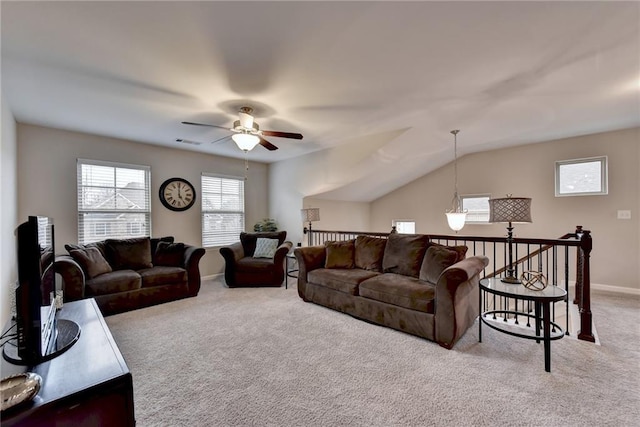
[617, 210, 632, 219]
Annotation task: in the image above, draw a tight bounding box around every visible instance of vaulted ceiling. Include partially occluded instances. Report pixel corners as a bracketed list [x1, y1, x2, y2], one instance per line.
[2, 1, 638, 201]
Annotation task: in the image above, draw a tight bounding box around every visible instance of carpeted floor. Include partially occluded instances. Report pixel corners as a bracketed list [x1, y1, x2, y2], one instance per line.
[106, 277, 640, 426]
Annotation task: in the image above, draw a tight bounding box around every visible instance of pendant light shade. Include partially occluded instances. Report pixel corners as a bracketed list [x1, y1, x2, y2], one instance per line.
[446, 130, 467, 231]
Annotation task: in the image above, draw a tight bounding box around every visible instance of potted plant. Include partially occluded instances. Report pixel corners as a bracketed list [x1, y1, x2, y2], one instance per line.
[253, 218, 278, 232]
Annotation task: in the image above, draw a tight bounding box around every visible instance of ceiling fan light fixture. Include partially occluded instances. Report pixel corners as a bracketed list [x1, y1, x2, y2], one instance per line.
[232, 133, 260, 151]
[238, 111, 254, 129]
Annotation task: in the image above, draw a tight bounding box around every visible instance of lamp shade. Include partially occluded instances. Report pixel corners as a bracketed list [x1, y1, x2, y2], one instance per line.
[300, 208, 320, 223]
[489, 196, 532, 223]
[231, 133, 260, 151]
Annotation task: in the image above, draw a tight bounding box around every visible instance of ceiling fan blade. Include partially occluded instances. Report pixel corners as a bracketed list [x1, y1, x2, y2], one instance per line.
[210, 135, 231, 144]
[181, 121, 230, 130]
[258, 137, 279, 151]
[261, 130, 303, 140]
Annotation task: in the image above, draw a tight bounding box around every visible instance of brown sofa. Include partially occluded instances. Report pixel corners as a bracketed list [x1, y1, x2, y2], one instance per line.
[295, 233, 489, 349]
[55, 236, 205, 316]
[219, 231, 293, 287]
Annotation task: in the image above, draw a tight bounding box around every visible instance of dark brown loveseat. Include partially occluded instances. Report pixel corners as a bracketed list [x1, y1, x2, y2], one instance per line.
[219, 231, 293, 287]
[295, 233, 489, 349]
[55, 236, 205, 316]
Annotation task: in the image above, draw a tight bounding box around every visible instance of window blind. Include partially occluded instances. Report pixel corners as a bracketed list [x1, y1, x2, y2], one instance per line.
[201, 174, 245, 247]
[77, 159, 151, 244]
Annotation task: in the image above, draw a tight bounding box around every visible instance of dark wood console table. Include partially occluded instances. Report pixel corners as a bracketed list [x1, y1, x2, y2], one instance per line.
[1, 298, 135, 426]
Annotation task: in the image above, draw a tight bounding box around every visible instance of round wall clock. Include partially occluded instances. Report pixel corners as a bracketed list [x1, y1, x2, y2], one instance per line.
[159, 178, 196, 211]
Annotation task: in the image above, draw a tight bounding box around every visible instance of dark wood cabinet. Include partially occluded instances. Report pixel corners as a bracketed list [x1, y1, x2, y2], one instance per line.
[1, 299, 135, 426]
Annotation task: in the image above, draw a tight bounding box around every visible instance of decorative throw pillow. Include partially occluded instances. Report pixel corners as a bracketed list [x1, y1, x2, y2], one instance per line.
[382, 233, 430, 278]
[105, 237, 153, 270]
[325, 240, 355, 269]
[419, 245, 460, 284]
[428, 242, 468, 263]
[150, 236, 175, 257]
[69, 246, 112, 279]
[354, 235, 387, 272]
[253, 238, 279, 258]
[154, 241, 185, 267]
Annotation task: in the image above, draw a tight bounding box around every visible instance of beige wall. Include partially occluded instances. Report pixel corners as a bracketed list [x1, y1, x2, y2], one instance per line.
[16, 124, 270, 278]
[371, 128, 640, 290]
[1, 92, 18, 325]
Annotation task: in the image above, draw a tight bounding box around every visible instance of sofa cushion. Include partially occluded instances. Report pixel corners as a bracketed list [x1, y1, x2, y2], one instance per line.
[308, 268, 379, 295]
[85, 269, 142, 296]
[354, 236, 387, 272]
[236, 257, 279, 273]
[359, 273, 435, 313]
[139, 266, 188, 288]
[382, 233, 430, 278]
[325, 240, 355, 269]
[105, 237, 153, 270]
[68, 246, 113, 279]
[151, 236, 175, 262]
[154, 242, 185, 267]
[253, 238, 279, 258]
[428, 242, 468, 262]
[419, 245, 460, 284]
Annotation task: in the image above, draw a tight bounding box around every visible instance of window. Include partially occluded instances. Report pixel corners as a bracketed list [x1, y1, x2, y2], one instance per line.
[461, 194, 491, 223]
[77, 159, 151, 244]
[555, 156, 608, 197]
[201, 174, 245, 247]
[392, 220, 415, 234]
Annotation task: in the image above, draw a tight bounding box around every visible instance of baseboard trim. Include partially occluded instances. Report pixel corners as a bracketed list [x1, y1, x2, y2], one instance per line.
[564, 281, 640, 296]
[202, 273, 223, 281]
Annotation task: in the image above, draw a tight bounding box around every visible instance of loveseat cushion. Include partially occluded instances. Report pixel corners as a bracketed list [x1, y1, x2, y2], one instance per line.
[359, 273, 435, 313]
[382, 233, 430, 278]
[106, 237, 153, 270]
[139, 266, 188, 288]
[325, 240, 355, 269]
[85, 269, 142, 296]
[308, 268, 379, 295]
[154, 242, 185, 267]
[354, 236, 387, 272]
[68, 246, 113, 279]
[419, 245, 460, 284]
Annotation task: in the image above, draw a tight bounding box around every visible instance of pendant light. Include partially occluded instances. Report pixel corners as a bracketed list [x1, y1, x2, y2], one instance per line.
[445, 129, 467, 232]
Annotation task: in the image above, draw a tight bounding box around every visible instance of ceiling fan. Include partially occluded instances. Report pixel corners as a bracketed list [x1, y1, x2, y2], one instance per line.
[179, 106, 303, 152]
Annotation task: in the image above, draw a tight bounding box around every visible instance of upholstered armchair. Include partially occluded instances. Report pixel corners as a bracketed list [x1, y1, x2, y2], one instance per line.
[219, 231, 293, 287]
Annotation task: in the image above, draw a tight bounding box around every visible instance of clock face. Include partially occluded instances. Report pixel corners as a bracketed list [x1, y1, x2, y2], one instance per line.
[159, 178, 196, 211]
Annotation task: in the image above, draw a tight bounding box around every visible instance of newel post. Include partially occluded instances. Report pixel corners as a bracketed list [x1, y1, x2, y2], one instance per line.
[573, 226, 584, 305]
[577, 229, 595, 342]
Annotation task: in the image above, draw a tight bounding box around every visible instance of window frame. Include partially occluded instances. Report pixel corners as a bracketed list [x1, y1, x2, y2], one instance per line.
[461, 194, 491, 224]
[76, 158, 151, 244]
[201, 173, 245, 248]
[555, 156, 608, 197]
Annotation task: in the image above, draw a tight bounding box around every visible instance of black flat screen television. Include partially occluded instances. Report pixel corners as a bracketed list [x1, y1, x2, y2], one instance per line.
[4, 216, 80, 365]
[12, 216, 56, 363]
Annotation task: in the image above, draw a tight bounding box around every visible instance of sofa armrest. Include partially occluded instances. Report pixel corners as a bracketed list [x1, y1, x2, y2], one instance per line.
[435, 255, 489, 349]
[274, 241, 294, 266]
[183, 244, 206, 297]
[54, 255, 86, 302]
[219, 242, 245, 287]
[294, 246, 326, 300]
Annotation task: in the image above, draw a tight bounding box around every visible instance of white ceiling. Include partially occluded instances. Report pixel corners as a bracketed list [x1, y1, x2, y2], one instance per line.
[2, 1, 639, 201]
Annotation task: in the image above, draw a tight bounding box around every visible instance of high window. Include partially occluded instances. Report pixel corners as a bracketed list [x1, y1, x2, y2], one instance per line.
[461, 194, 491, 223]
[201, 174, 245, 247]
[77, 159, 151, 244]
[555, 156, 608, 197]
[392, 220, 415, 234]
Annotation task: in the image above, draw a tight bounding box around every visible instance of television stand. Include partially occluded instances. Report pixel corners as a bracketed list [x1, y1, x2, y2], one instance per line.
[1, 298, 135, 426]
[3, 319, 81, 365]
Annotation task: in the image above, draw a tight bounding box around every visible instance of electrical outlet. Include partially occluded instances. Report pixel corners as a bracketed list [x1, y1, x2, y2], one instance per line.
[617, 210, 631, 220]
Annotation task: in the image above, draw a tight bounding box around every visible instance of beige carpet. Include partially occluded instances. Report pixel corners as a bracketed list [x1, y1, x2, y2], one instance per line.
[106, 278, 640, 426]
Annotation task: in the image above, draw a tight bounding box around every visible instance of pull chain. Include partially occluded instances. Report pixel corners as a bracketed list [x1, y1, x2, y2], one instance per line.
[244, 151, 249, 181]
